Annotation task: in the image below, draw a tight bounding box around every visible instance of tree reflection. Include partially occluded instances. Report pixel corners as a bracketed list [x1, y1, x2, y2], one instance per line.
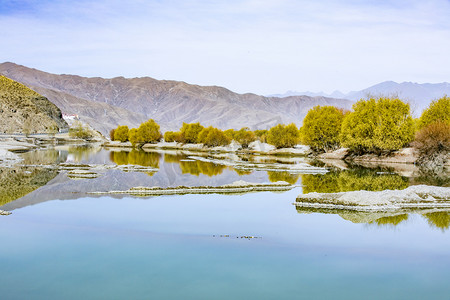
[424, 212, 450, 231]
[68, 146, 100, 162]
[179, 160, 227, 177]
[302, 168, 409, 194]
[370, 214, 409, 227]
[234, 168, 253, 176]
[163, 153, 186, 163]
[21, 149, 67, 165]
[267, 171, 300, 184]
[110, 150, 160, 168]
[162, 153, 228, 177]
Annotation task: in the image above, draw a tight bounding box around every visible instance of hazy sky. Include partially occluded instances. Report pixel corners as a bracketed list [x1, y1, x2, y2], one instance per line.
[1, 0, 449, 95]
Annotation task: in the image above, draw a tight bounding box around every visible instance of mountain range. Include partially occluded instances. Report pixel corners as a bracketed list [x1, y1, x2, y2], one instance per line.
[270, 81, 450, 116]
[0, 62, 352, 136]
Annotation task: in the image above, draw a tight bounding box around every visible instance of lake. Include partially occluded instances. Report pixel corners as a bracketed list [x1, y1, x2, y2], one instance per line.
[1, 147, 449, 299]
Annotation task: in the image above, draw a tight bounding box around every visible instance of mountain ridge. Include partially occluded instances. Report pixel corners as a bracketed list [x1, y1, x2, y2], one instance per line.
[0, 62, 352, 135]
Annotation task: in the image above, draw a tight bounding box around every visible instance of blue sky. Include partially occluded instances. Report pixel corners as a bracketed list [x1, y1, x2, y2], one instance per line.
[1, 0, 449, 95]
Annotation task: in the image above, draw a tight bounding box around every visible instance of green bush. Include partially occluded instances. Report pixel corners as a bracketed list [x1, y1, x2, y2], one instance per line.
[69, 121, 94, 140]
[419, 96, 450, 128]
[136, 119, 162, 144]
[267, 123, 300, 148]
[340, 97, 414, 153]
[114, 125, 129, 142]
[300, 106, 346, 152]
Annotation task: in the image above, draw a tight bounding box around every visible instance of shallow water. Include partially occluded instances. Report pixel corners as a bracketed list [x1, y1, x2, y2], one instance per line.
[0, 147, 449, 299]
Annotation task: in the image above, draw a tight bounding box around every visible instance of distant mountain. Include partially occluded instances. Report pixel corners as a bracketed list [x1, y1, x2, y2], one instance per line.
[0, 75, 67, 134]
[344, 81, 450, 115]
[0, 62, 352, 135]
[273, 81, 450, 116]
[269, 90, 346, 99]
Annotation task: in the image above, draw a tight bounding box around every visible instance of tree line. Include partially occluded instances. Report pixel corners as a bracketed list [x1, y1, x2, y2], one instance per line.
[299, 96, 449, 164]
[110, 96, 449, 159]
[110, 120, 302, 149]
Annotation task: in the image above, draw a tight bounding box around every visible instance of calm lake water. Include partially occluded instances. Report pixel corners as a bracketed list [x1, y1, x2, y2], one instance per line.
[1, 147, 449, 299]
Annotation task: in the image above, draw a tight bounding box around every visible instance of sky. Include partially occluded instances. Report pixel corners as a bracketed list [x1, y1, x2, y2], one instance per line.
[1, 0, 449, 95]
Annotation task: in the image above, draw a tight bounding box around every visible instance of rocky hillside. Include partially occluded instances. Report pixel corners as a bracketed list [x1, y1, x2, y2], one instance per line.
[0, 75, 67, 134]
[0, 62, 352, 135]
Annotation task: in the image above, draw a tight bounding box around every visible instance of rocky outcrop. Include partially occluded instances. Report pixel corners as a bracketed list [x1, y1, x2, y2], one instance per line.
[0, 75, 68, 133]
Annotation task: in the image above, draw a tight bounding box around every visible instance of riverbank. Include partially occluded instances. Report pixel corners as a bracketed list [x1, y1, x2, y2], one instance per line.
[0, 134, 106, 166]
[103, 140, 312, 156]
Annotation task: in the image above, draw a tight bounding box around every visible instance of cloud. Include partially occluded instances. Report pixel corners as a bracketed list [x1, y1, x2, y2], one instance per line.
[1, 0, 449, 94]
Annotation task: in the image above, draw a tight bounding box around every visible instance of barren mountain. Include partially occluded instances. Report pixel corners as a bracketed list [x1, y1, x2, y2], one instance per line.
[0, 75, 67, 134]
[0, 62, 352, 135]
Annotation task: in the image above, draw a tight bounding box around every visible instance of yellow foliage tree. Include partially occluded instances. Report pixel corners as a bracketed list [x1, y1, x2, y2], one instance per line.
[198, 126, 230, 147]
[136, 119, 162, 144]
[164, 131, 180, 143]
[418, 96, 450, 128]
[128, 128, 138, 145]
[254, 129, 268, 143]
[114, 125, 129, 142]
[340, 97, 414, 153]
[180, 122, 204, 143]
[267, 123, 300, 148]
[234, 127, 256, 148]
[300, 106, 346, 152]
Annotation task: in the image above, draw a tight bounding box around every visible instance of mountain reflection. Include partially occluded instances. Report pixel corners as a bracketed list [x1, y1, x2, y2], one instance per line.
[302, 168, 409, 193]
[0, 167, 59, 206]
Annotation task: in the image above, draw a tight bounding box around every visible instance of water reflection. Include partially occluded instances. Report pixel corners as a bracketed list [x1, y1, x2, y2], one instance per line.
[67, 146, 102, 163]
[302, 168, 409, 194]
[110, 150, 161, 168]
[0, 166, 59, 206]
[414, 167, 450, 187]
[424, 212, 450, 231]
[295, 206, 450, 231]
[369, 214, 409, 227]
[21, 149, 68, 165]
[162, 152, 229, 177]
[267, 171, 300, 184]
